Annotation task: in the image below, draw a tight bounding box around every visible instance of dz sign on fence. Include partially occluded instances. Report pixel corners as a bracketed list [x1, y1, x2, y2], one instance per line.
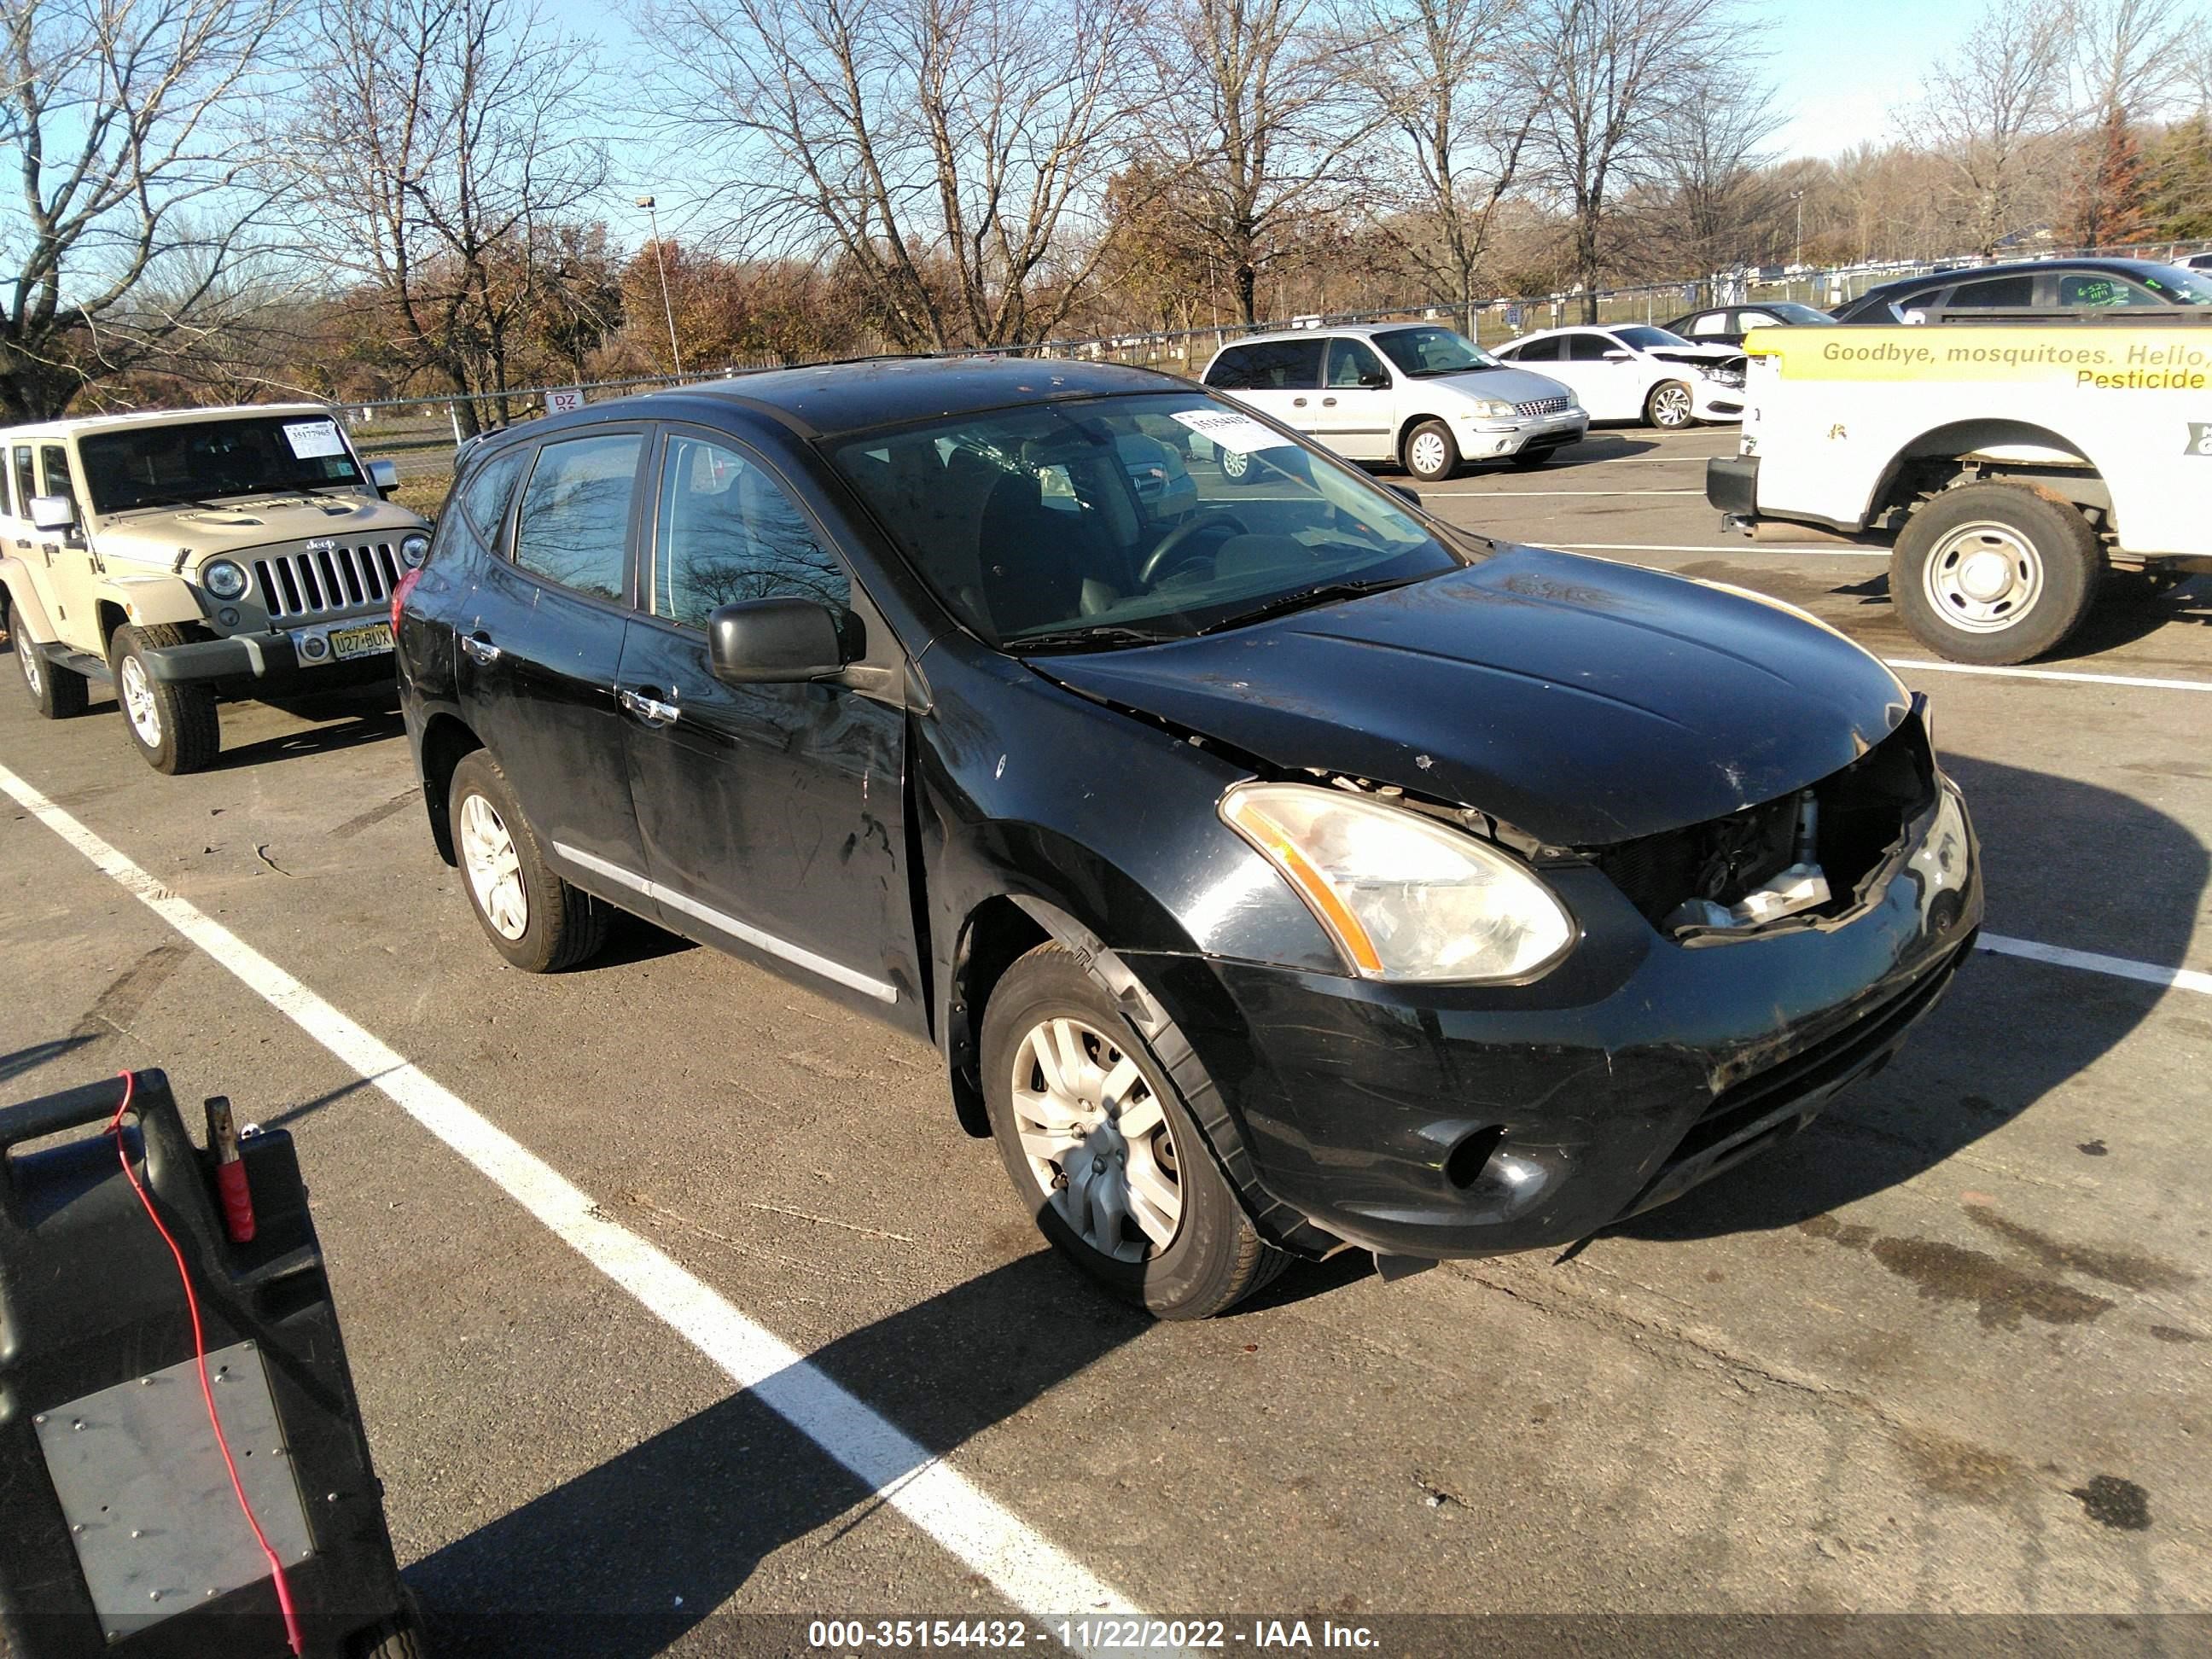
[546, 387, 586, 416]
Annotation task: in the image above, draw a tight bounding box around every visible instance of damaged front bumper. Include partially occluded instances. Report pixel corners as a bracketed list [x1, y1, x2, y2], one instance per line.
[1126, 775, 1982, 1260]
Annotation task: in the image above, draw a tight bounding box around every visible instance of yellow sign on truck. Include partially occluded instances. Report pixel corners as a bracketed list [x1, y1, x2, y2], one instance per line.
[1706, 324, 2212, 663]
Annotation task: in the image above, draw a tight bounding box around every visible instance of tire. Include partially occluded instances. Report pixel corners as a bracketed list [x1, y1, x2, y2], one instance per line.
[980, 943, 1289, 1319]
[1401, 418, 1460, 482]
[347, 1586, 429, 1659]
[447, 748, 608, 972]
[1644, 381, 1695, 429]
[109, 624, 218, 771]
[14, 619, 88, 719]
[1891, 482, 2101, 666]
[1219, 446, 1258, 485]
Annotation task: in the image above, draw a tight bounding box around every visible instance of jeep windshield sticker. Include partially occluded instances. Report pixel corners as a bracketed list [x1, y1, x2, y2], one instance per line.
[282, 419, 346, 459]
[1169, 409, 1296, 454]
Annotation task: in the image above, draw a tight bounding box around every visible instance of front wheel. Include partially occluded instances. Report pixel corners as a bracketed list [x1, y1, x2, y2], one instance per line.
[110, 625, 218, 772]
[980, 944, 1288, 1318]
[447, 748, 609, 971]
[1219, 446, 1257, 484]
[1402, 418, 1460, 482]
[1890, 482, 2100, 665]
[1644, 381, 1695, 429]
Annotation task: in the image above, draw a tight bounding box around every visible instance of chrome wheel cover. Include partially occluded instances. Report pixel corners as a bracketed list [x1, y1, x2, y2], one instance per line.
[1651, 383, 1692, 426]
[1010, 1016, 1183, 1262]
[1925, 520, 2045, 634]
[1220, 447, 1249, 478]
[458, 791, 530, 940]
[1408, 430, 1449, 476]
[119, 655, 161, 746]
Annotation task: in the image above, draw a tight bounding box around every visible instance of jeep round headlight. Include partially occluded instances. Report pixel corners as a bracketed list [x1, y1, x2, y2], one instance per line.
[399, 533, 431, 568]
[1221, 783, 1576, 982]
[203, 558, 248, 601]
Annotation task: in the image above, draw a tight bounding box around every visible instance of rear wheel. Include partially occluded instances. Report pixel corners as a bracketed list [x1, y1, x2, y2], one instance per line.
[1891, 482, 2100, 665]
[1402, 419, 1460, 482]
[447, 748, 609, 971]
[980, 944, 1288, 1318]
[1644, 381, 1695, 428]
[15, 620, 87, 719]
[109, 624, 218, 772]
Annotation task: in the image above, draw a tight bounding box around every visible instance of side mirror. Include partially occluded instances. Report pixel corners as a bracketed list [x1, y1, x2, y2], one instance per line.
[367, 459, 399, 497]
[1387, 483, 1422, 508]
[28, 494, 75, 533]
[707, 597, 853, 685]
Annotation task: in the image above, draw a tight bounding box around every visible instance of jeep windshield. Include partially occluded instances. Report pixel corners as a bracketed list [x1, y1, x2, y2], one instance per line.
[830, 393, 1470, 649]
[79, 414, 364, 514]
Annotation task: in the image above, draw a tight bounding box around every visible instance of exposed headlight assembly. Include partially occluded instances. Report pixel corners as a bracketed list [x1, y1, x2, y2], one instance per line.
[400, 533, 432, 567]
[201, 558, 249, 601]
[1221, 783, 1576, 982]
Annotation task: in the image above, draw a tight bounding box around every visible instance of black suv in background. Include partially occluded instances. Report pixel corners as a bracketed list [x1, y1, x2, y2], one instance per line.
[392, 358, 1980, 1317]
[1831, 258, 2212, 321]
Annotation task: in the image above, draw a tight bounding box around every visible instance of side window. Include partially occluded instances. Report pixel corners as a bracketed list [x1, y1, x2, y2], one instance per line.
[650, 433, 849, 631]
[1735, 311, 1778, 329]
[5, 445, 29, 516]
[2058, 272, 2158, 307]
[1566, 334, 1616, 362]
[1237, 340, 1325, 389]
[1505, 337, 1557, 361]
[39, 445, 78, 513]
[1325, 339, 1388, 387]
[1689, 313, 1730, 335]
[1205, 346, 1254, 390]
[460, 448, 528, 544]
[511, 433, 640, 602]
[1944, 275, 2034, 309]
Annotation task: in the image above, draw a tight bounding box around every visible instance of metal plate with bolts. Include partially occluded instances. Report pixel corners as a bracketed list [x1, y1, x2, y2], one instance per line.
[34, 1339, 315, 1642]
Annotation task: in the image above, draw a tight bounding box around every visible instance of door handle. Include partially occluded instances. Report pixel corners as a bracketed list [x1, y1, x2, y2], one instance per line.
[616, 686, 680, 727]
[459, 632, 502, 665]
[1322, 396, 1337, 406]
[1291, 397, 1308, 407]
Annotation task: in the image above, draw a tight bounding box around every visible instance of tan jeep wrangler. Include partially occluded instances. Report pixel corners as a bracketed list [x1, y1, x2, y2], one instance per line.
[1, 404, 431, 772]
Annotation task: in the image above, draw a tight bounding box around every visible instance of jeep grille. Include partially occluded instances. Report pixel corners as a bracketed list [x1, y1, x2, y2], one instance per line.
[253, 543, 405, 620]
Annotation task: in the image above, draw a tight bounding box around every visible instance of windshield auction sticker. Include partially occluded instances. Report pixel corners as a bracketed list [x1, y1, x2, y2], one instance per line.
[282, 419, 347, 458]
[1750, 326, 2212, 389]
[1170, 409, 1297, 452]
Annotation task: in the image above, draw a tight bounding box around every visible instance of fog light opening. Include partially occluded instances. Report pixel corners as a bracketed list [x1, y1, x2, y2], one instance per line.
[1444, 1125, 1508, 1190]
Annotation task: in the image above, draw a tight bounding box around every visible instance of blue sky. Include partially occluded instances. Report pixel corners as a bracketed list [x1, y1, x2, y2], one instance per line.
[1763, 0, 1955, 159]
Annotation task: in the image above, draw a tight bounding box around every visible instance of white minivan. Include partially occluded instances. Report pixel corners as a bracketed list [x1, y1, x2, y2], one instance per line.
[1200, 323, 1586, 482]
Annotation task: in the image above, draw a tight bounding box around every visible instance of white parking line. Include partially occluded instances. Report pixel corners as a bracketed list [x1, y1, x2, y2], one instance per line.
[0, 762, 1148, 1637]
[1557, 542, 1889, 557]
[1980, 934, 2212, 997]
[1886, 658, 2212, 693]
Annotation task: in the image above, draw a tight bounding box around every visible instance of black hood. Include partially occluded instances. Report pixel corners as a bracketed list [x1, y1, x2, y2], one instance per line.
[1029, 546, 1910, 847]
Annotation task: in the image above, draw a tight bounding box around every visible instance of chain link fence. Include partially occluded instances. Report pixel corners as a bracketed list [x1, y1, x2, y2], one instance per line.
[345, 238, 2212, 508]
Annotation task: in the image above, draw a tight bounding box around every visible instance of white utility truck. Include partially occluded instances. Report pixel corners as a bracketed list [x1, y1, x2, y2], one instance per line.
[1706, 323, 2212, 662]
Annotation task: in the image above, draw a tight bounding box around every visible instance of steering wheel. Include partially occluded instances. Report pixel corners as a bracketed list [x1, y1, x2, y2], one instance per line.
[1138, 514, 1249, 586]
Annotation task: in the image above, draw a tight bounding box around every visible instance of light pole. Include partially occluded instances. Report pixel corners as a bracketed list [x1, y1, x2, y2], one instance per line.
[636, 195, 684, 376]
[1792, 190, 1806, 271]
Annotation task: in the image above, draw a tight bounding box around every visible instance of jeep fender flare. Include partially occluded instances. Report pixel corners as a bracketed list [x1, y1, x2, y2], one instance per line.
[0, 556, 56, 644]
[101, 573, 210, 631]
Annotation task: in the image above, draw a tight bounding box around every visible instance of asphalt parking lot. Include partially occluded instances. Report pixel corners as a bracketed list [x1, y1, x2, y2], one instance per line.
[3, 422, 2209, 1651]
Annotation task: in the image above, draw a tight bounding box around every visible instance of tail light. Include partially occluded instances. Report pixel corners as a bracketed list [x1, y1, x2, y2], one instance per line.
[391, 565, 423, 635]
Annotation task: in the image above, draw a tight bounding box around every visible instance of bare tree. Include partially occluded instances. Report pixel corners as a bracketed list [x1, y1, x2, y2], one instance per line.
[1906, 0, 2074, 258]
[659, 0, 1145, 351]
[275, 0, 607, 429]
[1145, 0, 1383, 326]
[1640, 73, 1786, 281]
[1528, 0, 1729, 323]
[2072, 0, 2196, 119]
[1354, 0, 1551, 331]
[1, 0, 291, 419]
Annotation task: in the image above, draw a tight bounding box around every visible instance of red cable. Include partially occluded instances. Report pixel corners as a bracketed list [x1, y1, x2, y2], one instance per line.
[107, 1071, 306, 1656]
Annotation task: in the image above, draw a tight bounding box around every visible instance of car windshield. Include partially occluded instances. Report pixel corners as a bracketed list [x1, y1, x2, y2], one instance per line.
[1371, 327, 1500, 377]
[830, 393, 1470, 649]
[78, 414, 364, 513]
[1761, 303, 1837, 325]
[1613, 326, 1692, 349]
[2134, 265, 2212, 304]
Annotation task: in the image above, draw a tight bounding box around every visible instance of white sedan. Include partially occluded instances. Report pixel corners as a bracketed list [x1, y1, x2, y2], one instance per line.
[1492, 325, 1745, 428]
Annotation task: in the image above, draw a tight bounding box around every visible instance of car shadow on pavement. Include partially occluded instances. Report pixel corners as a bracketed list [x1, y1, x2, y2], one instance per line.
[210, 703, 406, 771]
[1612, 751, 2206, 1243]
[407, 1251, 1148, 1656]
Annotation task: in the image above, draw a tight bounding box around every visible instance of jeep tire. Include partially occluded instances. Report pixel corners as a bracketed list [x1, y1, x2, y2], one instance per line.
[110, 624, 220, 773]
